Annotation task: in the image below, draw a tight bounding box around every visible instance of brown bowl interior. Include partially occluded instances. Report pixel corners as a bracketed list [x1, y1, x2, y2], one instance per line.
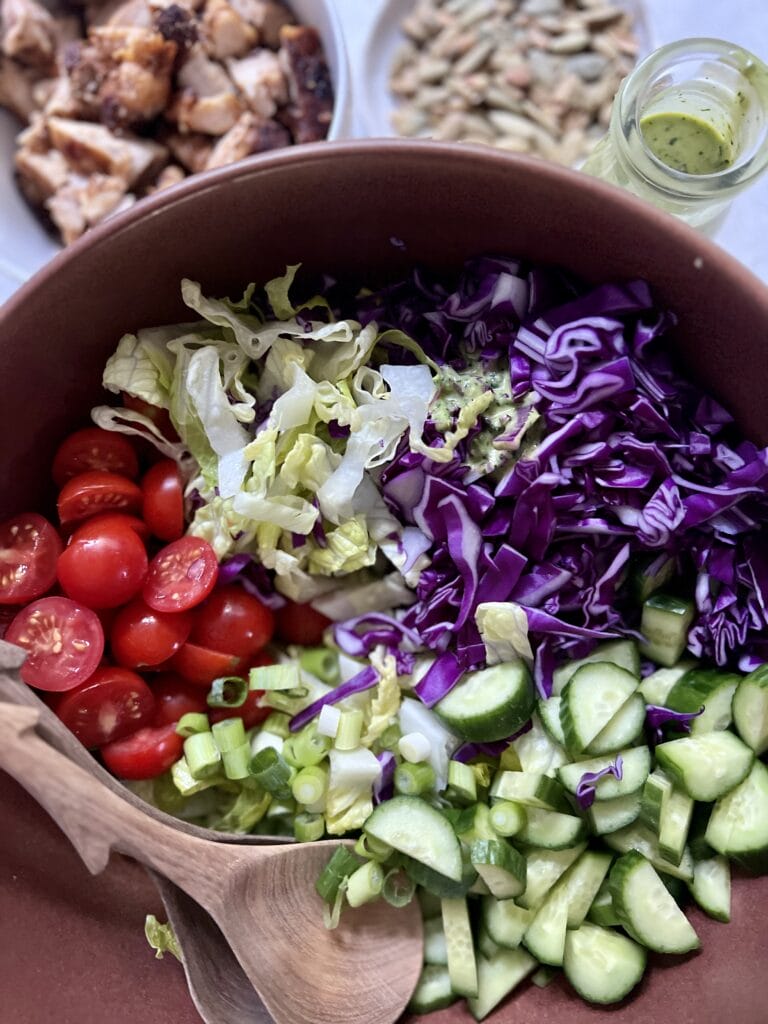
[1, 140, 768, 1023]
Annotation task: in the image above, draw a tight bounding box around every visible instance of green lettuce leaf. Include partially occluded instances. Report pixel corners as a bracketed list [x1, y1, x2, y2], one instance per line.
[144, 916, 182, 962]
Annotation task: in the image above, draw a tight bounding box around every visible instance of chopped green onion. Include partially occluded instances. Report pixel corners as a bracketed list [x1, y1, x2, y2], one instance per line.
[323, 878, 348, 930]
[261, 712, 291, 738]
[175, 712, 210, 738]
[383, 868, 416, 909]
[207, 676, 248, 708]
[260, 687, 310, 714]
[394, 761, 436, 796]
[249, 746, 295, 799]
[152, 771, 186, 812]
[317, 703, 342, 739]
[315, 846, 362, 903]
[251, 730, 284, 757]
[334, 709, 364, 751]
[375, 723, 402, 752]
[170, 755, 220, 797]
[346, 860, 385, 908]
[212, 717, 246, 753]
[292, 723, 332, 767]
[291, 765, 329, 806]
[214, 785, 271, 832]
[354, 833, 394, 862]
[294, 812, 325, 843]
[221, 742, 252, 781]
[446, 760, 477, 804]
[184, 731, 222, 780]
[281, 735, 302, 768]
[489, 799, 527, 837]
[398, 731, 432, 764]
[472, 762, 493, 788]
[299, 647, 340, 686]
[250, 663, 301, 691]
[266, 797, 297, 819]
[144, 915, 182, 962]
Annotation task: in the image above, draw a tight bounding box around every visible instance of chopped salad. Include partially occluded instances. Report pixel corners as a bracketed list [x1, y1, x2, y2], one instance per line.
[3, 256, 768, 1019]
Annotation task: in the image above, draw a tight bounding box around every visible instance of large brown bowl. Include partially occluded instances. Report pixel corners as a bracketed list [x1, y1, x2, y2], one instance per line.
[1, 141, 768, 1024]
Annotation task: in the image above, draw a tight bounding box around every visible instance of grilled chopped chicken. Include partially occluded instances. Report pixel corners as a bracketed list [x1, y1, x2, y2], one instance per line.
[229, 0, 292, 50]
[0, 53, 38, 119]
[65, 25, 177, 126]
[147, 161, 185, 190]
[278, 24, 332, 144]
[15, 143, 70, 202]
[0, 0, 57, 70]
[205, 109, 287, 167]
[226, 48, 285, 118]
[201, 0, 255, 60]
[153, 3, 197, 50]
[170, 41, 241, 133]
[86, 0, 154, 30]
[166, 129, 211, 171]
[46, 115, 168, 186]
[32, 73, 79, 117]
[47, 172, 134, 244]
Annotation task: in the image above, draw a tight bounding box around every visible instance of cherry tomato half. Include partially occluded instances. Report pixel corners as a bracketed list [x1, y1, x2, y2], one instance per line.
[0, 513, 62, 605]
[52, 427, 139, 486]
[58, 518, 148, 609]
[143, 537, 218, 613]
[166, 642, 247, 688]
[276, 600, 332, 647]
[151, 673, 208, 726]
[110, 598, 192, 668]
[57, 471, 143, 529]
[54, 666, 155, 748]
[76, 512, 150, 544]
[141, 459, 185, 542]
[191, 585, 274, 659]
[7, 596, 104, 691]
[101, 722, 184, 780]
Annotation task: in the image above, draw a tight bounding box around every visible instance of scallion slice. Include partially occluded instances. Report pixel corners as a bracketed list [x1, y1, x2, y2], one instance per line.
[291, 765, 329, 806]
[249, 746, 296, 799]
[175, 713, 210, 738]
[299, 647, 340, 686]
[207, 676, 248, 708]
[346, 860, 385, 908]
[212, 717, 246, 753]
[382, 868, 416, 908]
[294, 812, 325, 843]
[394, 761, 436, 796]
[315, 846, 362, 903]
[184, 731, 222, 780]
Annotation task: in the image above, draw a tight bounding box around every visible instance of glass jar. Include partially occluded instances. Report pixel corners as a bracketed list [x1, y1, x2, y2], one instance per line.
[582, 38, 768, 234]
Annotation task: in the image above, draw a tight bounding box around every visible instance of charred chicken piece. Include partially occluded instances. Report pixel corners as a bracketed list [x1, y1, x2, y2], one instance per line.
[165, 129, 212, 171]
[45, 115, 168, 187]
[0, 0, 57, 71]
[0, 53, 39, 119]
[229, 0, 293, 50]
[200, 0, 255, 60]
[205, 109, 287, 168]
[169, 41, 242, 133]
[278, 24, 332, 144]
[47, 172, 134, 244]
[226, 48, 285, 118]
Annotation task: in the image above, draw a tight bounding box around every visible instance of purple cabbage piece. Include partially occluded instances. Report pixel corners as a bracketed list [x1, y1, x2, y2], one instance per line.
[373, 751, 395, 805]
[289, 666, 378, 732]
[575, 754, 624, 810]
[453, 720, 533, 763]
[413, 651, 464, 708]
[645, 704, 704, 745]
[217, 554, 285, 610]
[333, 614, 422, 659]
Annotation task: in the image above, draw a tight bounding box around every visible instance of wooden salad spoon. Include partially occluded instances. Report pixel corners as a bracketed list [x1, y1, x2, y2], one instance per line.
[0, 680, 423, 1024]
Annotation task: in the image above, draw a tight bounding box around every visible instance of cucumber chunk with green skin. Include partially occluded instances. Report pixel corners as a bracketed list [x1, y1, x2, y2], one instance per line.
[640, 769, 673, 833]
[552, 640, 640, 696]
[732, 664, 768, 755]
[489, 770, 571, 812]
[470, 839, 527, 899]
[538, 697, 566, 745]
[517, 844, 587, 910]
[441, 897, 478, 998]
[510, 713, 568, 775]
[688, 802, 716, 862]
[604, 822, 694, 881]
[476, 927, 501, 960]
[658, 786, 694, 866]
[482, 897, 533, 949]
[563, 923, 646, 1005]
[586, 694, 646, 755]
[666, 668, 741, 734]
[609, 851, 699, 954]
[655, 731, 754, 802]
[586, 879, 620, 927]
[562, 851, 614, 928]
[365, 796, 462, 880]
[640, 593, 695, 667]
[586, 792, 642, 836]
[705, 760, 768, 874]
[401, 850, 478, 898]
[408, 964, 457, 1014]
[690, 855, 731, 922]
[558, 747, 651, 802]
[560, 663, 638, 754]
[468, 948, 537, 1021]
[516, 807, 588, 850]
[434, 662, 535, 742]
[424, 916, 448, 965]
[638, 660, 697, 706]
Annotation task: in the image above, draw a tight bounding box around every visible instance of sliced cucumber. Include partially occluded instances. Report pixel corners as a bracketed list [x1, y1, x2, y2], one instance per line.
[552, 640, 640, 695]
[638, 660, 696, 706]
[408, 964, 457, 1014]
[517, 844, 587, 910]
[441, 897, 478, 998]
[586, 878, 619, 927]
[609, 851, 699, 954]
[586, 792, 642, 836]
[629, 551, 676, 603]
[658, 786, 694, 867]
[489, 770, 571, 812]
[470, 839, 526, 900]
[640, 593, 695, 667]
[705, 759, 768, 874]
[604, 822, 694, 881]
[732, 664, 768, 755]
[482, 897, 533, 949]
[560, 663, 638, 754]
[418, 887, 443, 920]
[666, 668, 741, 734]
[468, 947, 537, 1021]
[690, 855, 731, 923]
[365, 796, 462, 880]
[402, 849, 478, 899]
[586, 694, 646, 755]
[655, 731, 754, 802]
[476, 927, 501, 960]
[688, 802, 716, 862]
[558, 747, 651, 802]
[639, 769, 672, 833]
[562, 851, 614, 928]
[435, 662, 535, 742]
[517, 807, 588, 850]
[423, 916, 448, 965]
[509, 713, 568, 775]
[563, 923, 646, 1004]
[538, 697, 566, 745]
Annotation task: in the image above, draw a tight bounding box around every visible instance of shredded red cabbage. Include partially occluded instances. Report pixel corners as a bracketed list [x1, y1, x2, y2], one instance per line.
[575, 754, 624, 810]
[453, 721, 532, 763]
[373, 751, 395, 805]
[289, 666, 378, 732]
[645, 704, 704, 745]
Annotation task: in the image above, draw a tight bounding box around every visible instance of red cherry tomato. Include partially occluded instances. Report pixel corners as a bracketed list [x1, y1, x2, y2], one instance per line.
[209, 651, 273, 729]
[110, 598, 192, 668]
[74, 512, 150, 544]
[167, 642, 247, 688]
[54, 666, 155, 748]
[101, 722, 184, 780]
[143, 537, 218, 613]
[151, 673, 208, 726]
[141, 459, 185, 542]
[0, 513, 62, 605]
[57, 519, 148, 609]
[57, 471, 143, 528]
[276, 600, 332, 647]
[122, 394, 178, 441]
[191, 585, 275, 658]
[52, 427, 139, 486]
[6, 596, 104, 691]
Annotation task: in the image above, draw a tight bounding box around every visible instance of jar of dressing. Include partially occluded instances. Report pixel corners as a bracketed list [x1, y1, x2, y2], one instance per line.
[582, 38, 768, 234]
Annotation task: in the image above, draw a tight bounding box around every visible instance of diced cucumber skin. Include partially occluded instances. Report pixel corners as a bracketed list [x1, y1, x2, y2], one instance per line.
[518, 844, 587, 910]
[658, 787, 694, 867]
[732, 665, 768, 755]
[408, 964, 457, 1014]
[666, 668, 741, 735]
[552, 640, 640, 696]
[402, 851, 478, 899]
[638, 661, 696, 706]
[558, 747, 651, 802]
[587, 880, 620, 927]
[604, 822, 694, 881]
[489, 770, 571, 813]
[517, 807, 588, 850]
[640, 769, 673, 833]
[424, 916, 448, 966]
[482, 897, 533, 949]
[640, 595, 695, 668]
[364, 796, 463, 881]
[538, 697, 566, 746]
[630, 552, 676, 603]
[523, 885, 570, 965]
[586, 694, 646, 755]
[563, 923, 646, 1005]
[511, 714, 569, 775]
[705, 760, 768, 874]
[441, 898, 478, 998]
[477, 927, 501, 961]
[690, 855, 731, 923]
[470, 839, 527, 900]
[468, 948, 537, 1021]
[655, 732, 754, 803]
[560, 663, 639, 754]
[609, 851, 699, 954]
[586, 792, 642, 836]
[531, 966, 557, 988]
[561, 851, 614, 928]
[435, 662, 535, 742]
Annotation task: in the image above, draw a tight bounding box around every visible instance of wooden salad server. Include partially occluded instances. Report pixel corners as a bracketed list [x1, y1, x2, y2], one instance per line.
[0, 696, 423, 1024]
